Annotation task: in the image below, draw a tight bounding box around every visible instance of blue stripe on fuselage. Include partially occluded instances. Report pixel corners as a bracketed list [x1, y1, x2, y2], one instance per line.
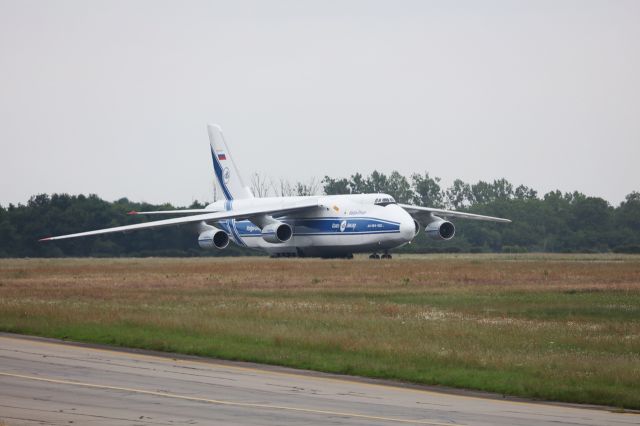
[233, 217, 400, 237]
[231, 219, 246, 246]
[221, 200, 245, 246]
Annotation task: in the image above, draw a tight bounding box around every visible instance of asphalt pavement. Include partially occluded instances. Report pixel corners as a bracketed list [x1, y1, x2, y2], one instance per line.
[0, 333, 637, 426]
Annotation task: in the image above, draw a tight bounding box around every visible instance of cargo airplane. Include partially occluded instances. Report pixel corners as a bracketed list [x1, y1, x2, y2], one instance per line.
[40, 125, 510, 258]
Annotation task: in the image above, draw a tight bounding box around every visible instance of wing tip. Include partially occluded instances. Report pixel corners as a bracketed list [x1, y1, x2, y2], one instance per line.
[38, 237, 53, 242]
[127, 210, 138, 215]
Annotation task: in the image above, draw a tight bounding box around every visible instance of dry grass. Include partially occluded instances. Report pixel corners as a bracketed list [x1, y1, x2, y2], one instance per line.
[0, 254, 639, 408]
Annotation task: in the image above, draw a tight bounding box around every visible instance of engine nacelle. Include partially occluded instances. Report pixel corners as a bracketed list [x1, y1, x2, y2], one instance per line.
[261, 222, 293, 244]
[198, 227, 230, 249]
[413, 219, 421, 237]
[425, 219, 455, 241]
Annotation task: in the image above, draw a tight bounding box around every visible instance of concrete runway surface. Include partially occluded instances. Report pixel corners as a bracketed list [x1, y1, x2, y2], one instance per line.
[0, 334, 637, 426]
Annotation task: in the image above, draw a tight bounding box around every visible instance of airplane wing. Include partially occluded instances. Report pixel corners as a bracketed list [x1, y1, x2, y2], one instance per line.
[40, 201, 320, 241]
[399, 204, 511, 223]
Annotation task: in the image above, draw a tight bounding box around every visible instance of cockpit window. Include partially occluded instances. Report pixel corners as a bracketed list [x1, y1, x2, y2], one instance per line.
[374, 196, 396, 206]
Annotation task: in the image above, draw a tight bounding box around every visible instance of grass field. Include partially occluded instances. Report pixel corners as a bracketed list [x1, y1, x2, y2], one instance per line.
[0, 254, 639, 409]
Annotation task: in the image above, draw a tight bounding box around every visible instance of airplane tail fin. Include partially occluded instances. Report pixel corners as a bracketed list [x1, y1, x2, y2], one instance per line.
[207, 124, 254, 201]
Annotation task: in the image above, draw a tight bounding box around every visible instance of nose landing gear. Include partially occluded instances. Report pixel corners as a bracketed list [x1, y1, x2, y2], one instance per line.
[369, 251, 392, 260]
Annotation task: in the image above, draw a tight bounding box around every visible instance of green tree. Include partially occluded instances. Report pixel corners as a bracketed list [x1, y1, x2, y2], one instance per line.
[470, 181, 495, 204]
[322, 176, 350, 195]
[349, 173, 369, 194]
[368, 171, 388, 193]
[386, 171, 413, 203]
[617, 191, 640, 232]
[514, 185, 538, 200]
[445, 179, 472, 209]
[412, 172, 443, 207]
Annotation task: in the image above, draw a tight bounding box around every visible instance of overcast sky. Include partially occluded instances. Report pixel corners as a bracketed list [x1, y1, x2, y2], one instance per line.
[1, 0, 638, 207]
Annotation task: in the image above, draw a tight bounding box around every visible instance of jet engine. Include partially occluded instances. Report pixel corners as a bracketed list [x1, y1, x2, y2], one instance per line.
[261, 221, 293, 244]
[198, 227, 230, 249]
[425, 219, 455, 240]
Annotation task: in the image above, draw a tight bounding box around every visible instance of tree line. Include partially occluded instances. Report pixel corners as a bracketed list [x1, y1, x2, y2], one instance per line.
[323, 171, 640, 254]
[1, 171, 638, 257]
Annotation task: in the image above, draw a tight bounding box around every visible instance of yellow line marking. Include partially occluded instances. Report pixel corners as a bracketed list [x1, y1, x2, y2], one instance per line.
[0, 371, 463, 426]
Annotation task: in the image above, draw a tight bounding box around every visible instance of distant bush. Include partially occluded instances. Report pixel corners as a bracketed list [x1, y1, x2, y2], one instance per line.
[613, 244, 640, 254]
[443, 246, 462, 253]
[469, 246, 488, 253]
[502, 245, 528, 253]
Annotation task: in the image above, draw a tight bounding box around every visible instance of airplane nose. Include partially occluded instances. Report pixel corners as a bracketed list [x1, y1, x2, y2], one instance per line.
[399, 209, 417, 242]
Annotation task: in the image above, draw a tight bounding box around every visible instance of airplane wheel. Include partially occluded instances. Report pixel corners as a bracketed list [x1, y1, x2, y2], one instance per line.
[381, 254, 392, 259]
[369, 254, 380, 259]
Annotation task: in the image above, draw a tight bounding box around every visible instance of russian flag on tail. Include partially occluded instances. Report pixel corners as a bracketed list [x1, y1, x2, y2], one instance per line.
[217, 151, 226, 161]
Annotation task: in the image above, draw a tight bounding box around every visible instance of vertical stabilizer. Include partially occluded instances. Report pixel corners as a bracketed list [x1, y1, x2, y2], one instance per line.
[207, 124, 253, 201]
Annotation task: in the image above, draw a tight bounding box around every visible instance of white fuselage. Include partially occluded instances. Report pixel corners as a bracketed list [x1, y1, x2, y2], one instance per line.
[205, 194, 417, 257]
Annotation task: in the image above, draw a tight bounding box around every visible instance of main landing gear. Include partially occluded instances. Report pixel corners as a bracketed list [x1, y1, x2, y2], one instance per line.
[369, 251, 392, 260]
